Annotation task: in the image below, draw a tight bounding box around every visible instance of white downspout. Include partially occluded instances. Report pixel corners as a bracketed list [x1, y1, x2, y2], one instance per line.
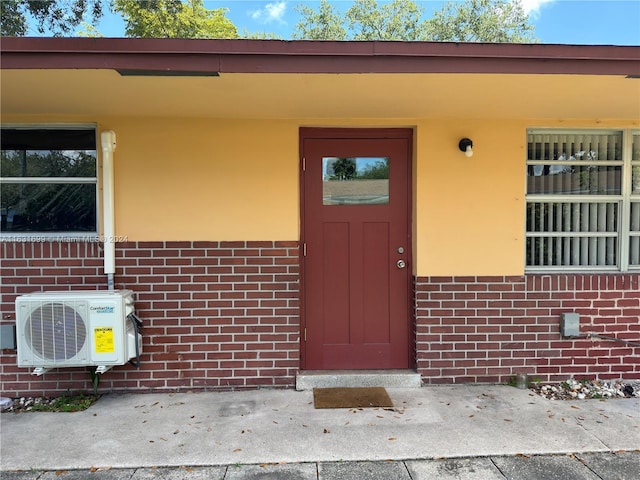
[101, 131, 117, 291]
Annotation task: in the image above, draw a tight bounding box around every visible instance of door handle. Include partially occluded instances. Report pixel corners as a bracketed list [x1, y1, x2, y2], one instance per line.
[397, 260, 406, 269]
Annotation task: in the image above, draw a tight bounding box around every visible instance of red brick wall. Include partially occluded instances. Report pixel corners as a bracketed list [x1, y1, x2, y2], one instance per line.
[415, 275, 640, 384]
[1, 241, 300, 397]
[3, 242, 639, 396]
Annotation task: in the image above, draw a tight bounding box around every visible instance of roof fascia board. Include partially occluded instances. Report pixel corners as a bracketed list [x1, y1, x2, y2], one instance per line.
[1, 37, 639, 76]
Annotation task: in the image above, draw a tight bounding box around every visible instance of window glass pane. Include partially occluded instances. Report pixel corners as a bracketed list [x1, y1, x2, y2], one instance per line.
[633, 165, 640, 195]
[631, 203, 640, 266]
[527, 132, 623, 161]
[527, 202, 618, 234]
[526, 201, 618, 267]
[630, 239, 640, 266]
[526, 236, 617, 267]
[632, 202, 640, 233]
[1, 183, 96, 232]
[1, 128, 97, 234]
[525, 130, 640, 270]
[1, 150, 96, 178]
[1, 129, 95, 151]
[323, 157, 389, 205]
[527, 165, 621, 195]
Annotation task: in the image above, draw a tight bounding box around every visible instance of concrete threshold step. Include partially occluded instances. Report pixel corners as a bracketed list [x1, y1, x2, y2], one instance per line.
[296, 369, 422, 391]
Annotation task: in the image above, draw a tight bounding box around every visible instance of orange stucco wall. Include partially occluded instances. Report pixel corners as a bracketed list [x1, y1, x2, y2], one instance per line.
[414, 119, 526, 276]
[108, 118, 300, 242]
[3, 115, 637, 276]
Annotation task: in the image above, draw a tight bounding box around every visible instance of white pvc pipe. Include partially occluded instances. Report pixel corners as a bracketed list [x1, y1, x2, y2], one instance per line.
[101, 131, 117, 290]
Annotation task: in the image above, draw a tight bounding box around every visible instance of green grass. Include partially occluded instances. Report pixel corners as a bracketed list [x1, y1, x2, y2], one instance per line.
[29, 392, 98, 412]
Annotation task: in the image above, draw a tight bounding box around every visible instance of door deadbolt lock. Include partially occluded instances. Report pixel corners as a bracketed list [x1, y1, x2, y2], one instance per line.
[397, 260, 406, 269]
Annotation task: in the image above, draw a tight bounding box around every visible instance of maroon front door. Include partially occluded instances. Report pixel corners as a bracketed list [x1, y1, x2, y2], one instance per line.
[300, 128, 412, 370]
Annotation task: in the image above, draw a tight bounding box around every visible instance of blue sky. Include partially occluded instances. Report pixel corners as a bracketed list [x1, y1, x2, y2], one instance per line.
[87, 0, 640, 45]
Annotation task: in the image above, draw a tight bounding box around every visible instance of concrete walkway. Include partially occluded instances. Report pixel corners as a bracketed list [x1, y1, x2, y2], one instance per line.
[1, 385, 639, 478]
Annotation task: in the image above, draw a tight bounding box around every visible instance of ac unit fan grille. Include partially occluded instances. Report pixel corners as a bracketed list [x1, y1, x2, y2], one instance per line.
[25, 303, 87, 361]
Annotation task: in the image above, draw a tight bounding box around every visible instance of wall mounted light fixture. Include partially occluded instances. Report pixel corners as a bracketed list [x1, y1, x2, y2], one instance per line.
[459, 138, 473, 157]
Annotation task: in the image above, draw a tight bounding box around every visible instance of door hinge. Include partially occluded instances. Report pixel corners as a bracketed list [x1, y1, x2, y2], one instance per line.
[302, 157, 306, 171]
[303, 242, 307, 256]
[304, 327, 307, 342]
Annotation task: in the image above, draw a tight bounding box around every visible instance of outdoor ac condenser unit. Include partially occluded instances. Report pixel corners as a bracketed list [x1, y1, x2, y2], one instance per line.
[16, 290, 141, 375]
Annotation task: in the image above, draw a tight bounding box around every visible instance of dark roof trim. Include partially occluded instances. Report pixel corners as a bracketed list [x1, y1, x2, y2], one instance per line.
[1, 37, 639, 76]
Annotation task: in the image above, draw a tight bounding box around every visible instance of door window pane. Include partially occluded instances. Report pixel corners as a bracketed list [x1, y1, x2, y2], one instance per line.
[322, 157, 389, 205]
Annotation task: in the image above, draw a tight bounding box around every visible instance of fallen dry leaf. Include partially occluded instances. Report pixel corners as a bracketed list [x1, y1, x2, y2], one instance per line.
[89, 466, 112, 473]
[388, 437, 397, 441]
[233, 448, 242, 452]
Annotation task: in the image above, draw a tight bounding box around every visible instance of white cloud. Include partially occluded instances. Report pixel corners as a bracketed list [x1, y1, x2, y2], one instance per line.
[250, 1, 287, 24]
[519, 0, 556, 16]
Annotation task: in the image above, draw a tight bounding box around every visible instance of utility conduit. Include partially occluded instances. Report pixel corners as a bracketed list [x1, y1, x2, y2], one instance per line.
[101, 131, 116, 290]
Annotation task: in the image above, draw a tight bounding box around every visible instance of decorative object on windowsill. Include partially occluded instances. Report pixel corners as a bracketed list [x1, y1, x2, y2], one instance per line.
[459, 138, 473, 157]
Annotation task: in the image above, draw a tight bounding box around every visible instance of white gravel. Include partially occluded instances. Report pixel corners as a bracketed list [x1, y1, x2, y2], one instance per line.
[531, 378, 640, 400]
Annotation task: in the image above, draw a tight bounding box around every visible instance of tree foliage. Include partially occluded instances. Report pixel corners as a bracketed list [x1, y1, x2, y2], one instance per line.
[331, 158, 357, 180]
[241, 29, 282, 40]
[346, 0, 424, 41]
[293, 0, 346, 40]
[113, 0, 237, 39]
[1, 0, 104, 36]
[1, 0, 537, 43]
[359, 159, 389, 179]
[425, 0, 536, 43]
[292, 0, 536, 42]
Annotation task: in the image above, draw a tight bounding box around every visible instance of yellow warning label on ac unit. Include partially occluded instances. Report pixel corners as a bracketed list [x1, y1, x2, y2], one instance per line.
[94, 327, 115, 353]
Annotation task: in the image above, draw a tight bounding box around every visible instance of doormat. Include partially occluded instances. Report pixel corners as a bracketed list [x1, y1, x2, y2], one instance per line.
[313, 387, 393, 409]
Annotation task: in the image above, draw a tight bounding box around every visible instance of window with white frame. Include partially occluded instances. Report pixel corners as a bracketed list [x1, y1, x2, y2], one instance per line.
[0, 127, 98, 235]
[526, 129, 640, 271]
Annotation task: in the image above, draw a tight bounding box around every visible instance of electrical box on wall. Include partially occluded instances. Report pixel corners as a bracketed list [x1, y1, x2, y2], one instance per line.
[561, 313, 580, 337]
[1, 325, 17, 349]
